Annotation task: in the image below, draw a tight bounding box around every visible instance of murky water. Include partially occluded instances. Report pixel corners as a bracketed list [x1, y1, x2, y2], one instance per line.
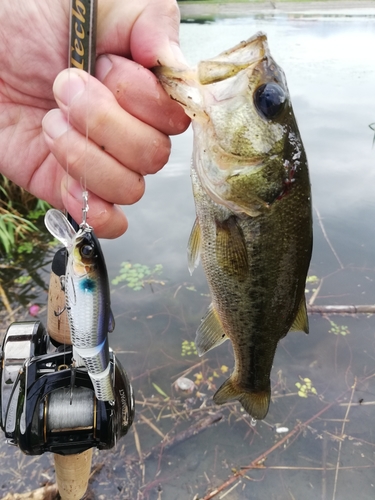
[1, 7, 375, 500]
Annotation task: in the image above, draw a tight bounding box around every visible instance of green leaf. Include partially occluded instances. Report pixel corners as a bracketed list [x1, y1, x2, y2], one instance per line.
[152, 383, 169, 399]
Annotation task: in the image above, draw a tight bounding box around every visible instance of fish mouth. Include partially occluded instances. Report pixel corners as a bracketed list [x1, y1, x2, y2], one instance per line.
[153, 32, 271, 115]
[197, 31, 269, 85]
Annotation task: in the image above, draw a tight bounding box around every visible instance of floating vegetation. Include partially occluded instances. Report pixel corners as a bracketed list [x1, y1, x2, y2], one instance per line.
[181, 340, 198, 357]
[305, 274, 320, 294]
[306, 275, 320, 284]
[111, 261, 164, 290]
[328, 320, 350, 336]
[295, 377, 318, 398]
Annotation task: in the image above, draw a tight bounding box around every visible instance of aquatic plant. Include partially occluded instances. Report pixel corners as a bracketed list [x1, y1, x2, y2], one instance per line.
[295, 377, 317, 398]
[111, 261, 164, 290]
[181, 340, 197, 357]
[152, 383, 169, 400]
[306, 275, 319, 284]
[328, 320, 350, 336]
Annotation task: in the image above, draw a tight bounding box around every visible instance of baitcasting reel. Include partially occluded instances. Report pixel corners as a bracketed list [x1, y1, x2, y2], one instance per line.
[0, 320, 134, 456]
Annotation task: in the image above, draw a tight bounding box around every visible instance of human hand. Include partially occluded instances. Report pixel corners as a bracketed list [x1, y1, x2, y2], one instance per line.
[0, 0, 190, 238]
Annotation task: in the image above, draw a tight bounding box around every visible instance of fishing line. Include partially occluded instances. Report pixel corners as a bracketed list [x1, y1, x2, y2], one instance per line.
[68, 0, 98, 229]
[62, 0, 98, 360]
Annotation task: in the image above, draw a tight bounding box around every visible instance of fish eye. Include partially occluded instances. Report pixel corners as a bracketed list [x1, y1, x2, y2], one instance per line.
[254, 83, 286, 121]
[80, 244, 95, 258]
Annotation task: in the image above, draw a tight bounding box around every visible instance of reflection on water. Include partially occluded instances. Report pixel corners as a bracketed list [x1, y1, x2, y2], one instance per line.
[1, 7, 375, 500]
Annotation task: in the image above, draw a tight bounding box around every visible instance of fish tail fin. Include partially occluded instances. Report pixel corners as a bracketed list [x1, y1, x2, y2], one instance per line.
[213, 377, 270, 420]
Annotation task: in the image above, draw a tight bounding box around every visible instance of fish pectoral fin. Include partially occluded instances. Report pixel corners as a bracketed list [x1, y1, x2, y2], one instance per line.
[290, 296, 309, 334]
[214, 378, 270, 420]
[187, 217, 201, 275]
[215, 217, 248, 277]
[195, 303, 228, 356]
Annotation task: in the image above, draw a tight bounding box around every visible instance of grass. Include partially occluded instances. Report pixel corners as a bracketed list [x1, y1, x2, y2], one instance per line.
[0, 174, 51, 257]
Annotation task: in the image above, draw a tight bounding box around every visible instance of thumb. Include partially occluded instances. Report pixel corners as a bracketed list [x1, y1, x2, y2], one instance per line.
[129, 0, 187, 68]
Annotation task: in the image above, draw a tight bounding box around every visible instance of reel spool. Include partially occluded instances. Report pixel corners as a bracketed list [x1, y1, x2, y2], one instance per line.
[0, 321, 134, 456]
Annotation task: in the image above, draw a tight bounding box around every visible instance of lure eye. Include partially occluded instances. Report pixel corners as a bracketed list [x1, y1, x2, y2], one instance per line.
[254, 83, 286, 121]
[80, 244, 95, 259]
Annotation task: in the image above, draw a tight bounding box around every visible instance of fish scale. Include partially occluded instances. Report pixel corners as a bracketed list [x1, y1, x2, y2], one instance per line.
[155, 32, 312, 420]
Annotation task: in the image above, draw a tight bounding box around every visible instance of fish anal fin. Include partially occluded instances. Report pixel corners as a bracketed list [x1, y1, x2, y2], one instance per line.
[195, 303, 227, 356]
[187, 217, 201, 275]
[214, 377, 270, 420]
[290, 296, 309, 334]
[213, 377, 239, 404]
[215, 216, 248, 278]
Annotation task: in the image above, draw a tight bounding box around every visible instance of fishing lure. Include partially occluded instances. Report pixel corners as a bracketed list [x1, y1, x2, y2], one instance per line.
[45, 209, 115, 402]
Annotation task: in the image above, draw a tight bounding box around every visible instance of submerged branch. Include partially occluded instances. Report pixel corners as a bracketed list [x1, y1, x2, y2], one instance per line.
[201, 395, 348, 500]
[307, 305, 375, 315]
[143, 411, 223, 461]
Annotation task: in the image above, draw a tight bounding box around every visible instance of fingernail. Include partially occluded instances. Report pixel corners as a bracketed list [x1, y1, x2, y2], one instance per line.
[42, 109, 71, 139]
[53, 69, 86, 106]
[96, 55, 113, 82]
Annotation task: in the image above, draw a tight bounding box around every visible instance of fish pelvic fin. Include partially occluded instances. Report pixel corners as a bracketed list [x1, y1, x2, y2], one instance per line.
[290, 296, 309, 334]
[213, 378, 270, 420]
[195, 303, 228, 356]
[187, 217, 201, 276]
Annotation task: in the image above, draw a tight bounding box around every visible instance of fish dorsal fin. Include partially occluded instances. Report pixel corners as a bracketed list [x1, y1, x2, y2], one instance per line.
[187, 217, 201, 276]
[290, 296, 309, 334]
[195, 303, 228, 356]
[215, 217, 248, 278]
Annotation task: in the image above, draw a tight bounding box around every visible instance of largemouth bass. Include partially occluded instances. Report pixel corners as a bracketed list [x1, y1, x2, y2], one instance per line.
[155, 32, 312, 420]
[45, 209, 115, 403]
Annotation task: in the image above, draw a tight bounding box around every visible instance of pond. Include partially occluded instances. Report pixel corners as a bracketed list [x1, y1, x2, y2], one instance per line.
[1, 4, 375, 499]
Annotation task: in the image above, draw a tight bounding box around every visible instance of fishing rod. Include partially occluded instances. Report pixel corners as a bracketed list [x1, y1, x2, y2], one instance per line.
[0, 2, 134, 498]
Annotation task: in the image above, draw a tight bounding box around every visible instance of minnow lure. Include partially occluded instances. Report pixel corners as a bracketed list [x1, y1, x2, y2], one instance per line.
[45, 209, 115, 402]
